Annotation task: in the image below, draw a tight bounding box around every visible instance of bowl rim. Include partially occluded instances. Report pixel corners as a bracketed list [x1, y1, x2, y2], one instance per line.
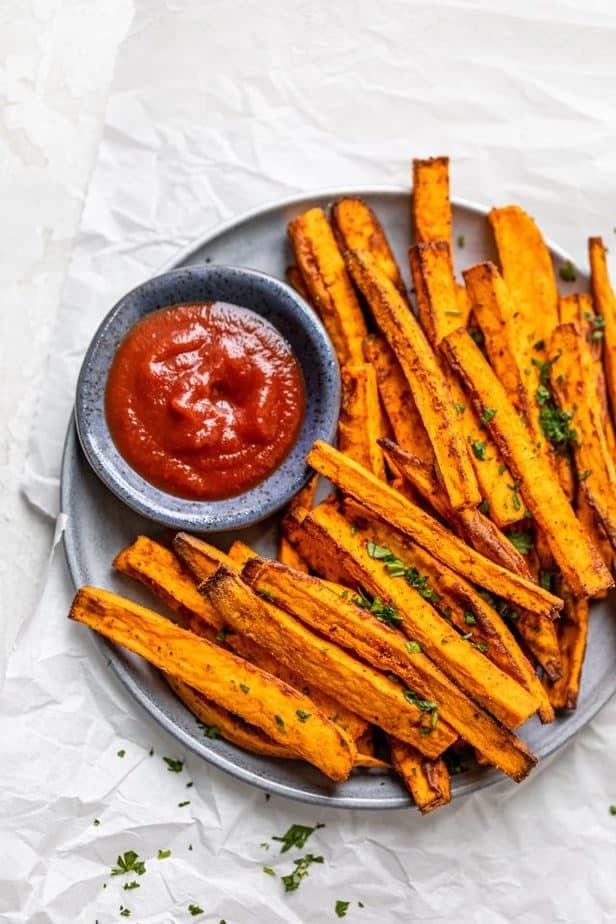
[74, 262, 341, 532]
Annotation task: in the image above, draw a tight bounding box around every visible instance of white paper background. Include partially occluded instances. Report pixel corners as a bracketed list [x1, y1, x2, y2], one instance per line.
[4, 1, 616, 920]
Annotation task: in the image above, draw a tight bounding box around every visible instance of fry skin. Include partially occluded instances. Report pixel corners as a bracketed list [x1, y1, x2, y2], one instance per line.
[388, 739, 451, 813]
[246, 543, 536, 781]
[286, 264, 311, 303]
[549, 323, 616, 551]
[363, 334, 434, 465]
[412, 157, 452, 248]
[440, 328, 613, 599]
[331, 197, 406, 294]
[338, 363, 387, 479]
[307, 440, 562, 617]
[69, 587, 356, 781]
[288, 207, 367, 365]
[202, 567, 456, 757]
[545, 595, 589, 711]
[345, 249, 480, 510]
[589, 236, 616, 427]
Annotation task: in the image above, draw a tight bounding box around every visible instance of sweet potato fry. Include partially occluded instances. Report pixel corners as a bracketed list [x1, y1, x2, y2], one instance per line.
[410, 247, 521, 527]
[589, 236, 616, 425]
[545, 595, 589, 711]
[283, 507, 539, 728]
[577, 494, 614, 587]
[549, 323, 616, 550]
[307, 441, 562, 617]
[173, 532, 235, 584]
[242, 554, 536, 779]
[381, 439, 531, 577]
[69, 587, 356, 781]
[278, 476, 318, 571]
[440, 328, 613, 599]
[113, 535, 222, 628]
[464, 261, 575, 500]
[331, 197, 406, 294]
[165, 675, 293, 758]
[412, 157, 452, 247]
[337, 504, 554, 719]
[363, 334, 434, 465]
[202, 567, 455, 757]
[287, 207, 367, 365]
[488, 205, 559, 349]
[345, 249, 480, 510]
[338, 364, 386, 479]
[388, 739, 451, 813]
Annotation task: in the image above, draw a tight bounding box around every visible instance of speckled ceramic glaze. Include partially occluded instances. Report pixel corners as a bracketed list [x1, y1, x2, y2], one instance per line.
[75, 265, 340, 531]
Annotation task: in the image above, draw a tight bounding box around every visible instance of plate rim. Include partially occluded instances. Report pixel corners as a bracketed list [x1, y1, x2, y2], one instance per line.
[61, 186, 615, 810]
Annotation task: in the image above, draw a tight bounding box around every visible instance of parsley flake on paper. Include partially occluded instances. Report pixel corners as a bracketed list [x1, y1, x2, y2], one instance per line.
[163, 756, 184, 773]
[273, 823, 325, 853]
[336, 900, 351, 918]
[281, 854, 324, 893]
[111, 851, 146, 877]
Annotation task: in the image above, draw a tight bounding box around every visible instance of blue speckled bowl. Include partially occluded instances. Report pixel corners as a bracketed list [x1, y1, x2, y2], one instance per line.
[74, 265, 340, 532]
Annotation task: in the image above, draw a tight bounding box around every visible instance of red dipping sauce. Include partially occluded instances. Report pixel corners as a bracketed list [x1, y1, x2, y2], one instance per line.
[105, 302, 305, 500]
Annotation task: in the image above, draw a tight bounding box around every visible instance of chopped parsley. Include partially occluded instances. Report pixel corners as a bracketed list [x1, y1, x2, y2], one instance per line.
[273, 823, 325, 853]
[480, 407, 497, 425]
[507, 481, 522, 511]
[498, 463, 507, 475]
[579, 469, 592, 481]
[188, 905, 204, 917]
[178, 800, 190, 807]
[258, 589, 275, 602]
[478, 499, 490, 515]
[336, 900, 351, 918]
[472, 642, 489, 653]
[351, 588, 402, 627]
[197, 722, 221, 739]
[559, 260, 577, 282]
[119, 908, 131, 918]
[239, 683, 250, 694]
[478, 589, 520, 623]
[404, 690, 439, 732]
[533, 355, 577, 454]
[216, 627, 229, 642]
[455, 402, 466, 414]
[457, 234, 465, 248]
[263, 866, 276, 876]
[157, 849, 171, 860]
[507, 531, 534, 555]
[111, 851, 146, 877]
[93, 819, 100, 826]
[366, 542, 441, 602]
[163, 757, 184, 773]
[351, 523, 359, 535]
[281, 854, 324, 892]
[470, 439, 487, 460]
[464, 612, 476, 625]
[117, 749, 126, 758]
[610, 805, 616, 815]
[406, 640, 422, 653]
[274, 715, 286, 733]
[296, 709, 311, 722]
[584, 311, 605, 342]
[539, 571, 555, 592]
[123, 882, 140, 891]
[445, 309, 462, 316]
[469, 326, 484, 348]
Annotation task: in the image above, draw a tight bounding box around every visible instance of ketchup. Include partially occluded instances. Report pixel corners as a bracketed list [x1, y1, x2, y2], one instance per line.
[105, 302, 305, 500]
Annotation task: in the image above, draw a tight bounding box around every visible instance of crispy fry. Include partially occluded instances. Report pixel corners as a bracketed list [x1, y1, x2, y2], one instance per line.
[287, 207, 367, 365]
[345, 249, 480, 510]
[338, 505, 554, 720]
[338, 363, 387, 479]
[577, 494, 613, 588]
[166, 675, 293, 758]
[113, 535, 222, 628]
[412, 157, 452, 248]
[589, 236, 616, 426]
[242, 553, 535, 779]
[488, 205, 559, 349]
[203, 567, 456, 757]
[285, 507, 539, 729]
[307, 440, 562, 617]
[331, 197, 405, 294]
[363, 334, 434, 465]
[441, 328, 613, 598]
[381, 439, 531, 577]
[545, 595, 589, 711]
[409, 241, 462, 344]
[549, 323, 616, 551]
[69, 587, 356, 781]
[388, 739, 451, 813]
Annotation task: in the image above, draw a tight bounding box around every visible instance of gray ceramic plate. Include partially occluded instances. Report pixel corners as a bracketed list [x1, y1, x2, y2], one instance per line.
[62, 187, 616, 809]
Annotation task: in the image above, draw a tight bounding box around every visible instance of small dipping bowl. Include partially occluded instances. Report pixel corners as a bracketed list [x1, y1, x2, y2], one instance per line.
[75, 265, 340, 532]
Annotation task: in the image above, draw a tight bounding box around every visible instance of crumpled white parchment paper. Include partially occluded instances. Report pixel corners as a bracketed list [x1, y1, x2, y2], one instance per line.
[5, 1, 616, 921]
